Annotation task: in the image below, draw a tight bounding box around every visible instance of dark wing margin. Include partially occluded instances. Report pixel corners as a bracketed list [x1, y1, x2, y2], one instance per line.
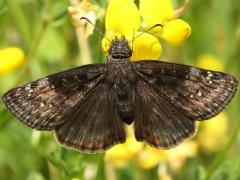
[133, 60, 238, 121]
[134, 79, 197, 149]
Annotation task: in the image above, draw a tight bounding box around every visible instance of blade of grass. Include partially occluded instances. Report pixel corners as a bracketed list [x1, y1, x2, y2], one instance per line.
[6, 0, 32, 49]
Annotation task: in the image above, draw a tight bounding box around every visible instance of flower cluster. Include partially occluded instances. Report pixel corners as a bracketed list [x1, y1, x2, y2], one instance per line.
[106, 112, 230, 171]
[102, 0, 191, 60]
[105, 126, 198, 170]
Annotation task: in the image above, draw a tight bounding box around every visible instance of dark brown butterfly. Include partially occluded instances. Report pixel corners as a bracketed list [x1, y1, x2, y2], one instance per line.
[2, 36, 238, 153]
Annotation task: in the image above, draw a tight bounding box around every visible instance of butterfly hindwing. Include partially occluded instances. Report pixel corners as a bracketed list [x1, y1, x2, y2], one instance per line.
[55, 83, 126, 153]
[134, 79, 197, 148]
[2, 64, 104, 130]
[133, 60, 238, 121]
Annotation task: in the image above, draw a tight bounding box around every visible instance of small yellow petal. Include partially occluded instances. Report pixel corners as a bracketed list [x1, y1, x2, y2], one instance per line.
[105, 136, 142, 167]
[131, 32, 162, 61]
[0, 47, 25, 75]
[196, 54, 224, 71]
[105, 143, 130, 167]
[105, 0, 140, 35]
[140, 0, 174, 27]
[137, 146, 164, 169]
[161, 19, 191, 46]
[125, 136, 144, 155]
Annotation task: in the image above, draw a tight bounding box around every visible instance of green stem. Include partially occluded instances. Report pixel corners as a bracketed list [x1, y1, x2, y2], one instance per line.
[95, 154, 106, 180]
[69, 0, 92, 65]
[205, 117, 240, 180]
[14, 13, 50, 85]
[6, 0, 32, 49]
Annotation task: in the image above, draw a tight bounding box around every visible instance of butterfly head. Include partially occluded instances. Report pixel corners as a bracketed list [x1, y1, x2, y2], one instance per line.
[109, 36, 132, 59]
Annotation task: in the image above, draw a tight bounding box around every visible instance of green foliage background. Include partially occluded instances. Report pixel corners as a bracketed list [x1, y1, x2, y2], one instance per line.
[0, 0, 239, 179]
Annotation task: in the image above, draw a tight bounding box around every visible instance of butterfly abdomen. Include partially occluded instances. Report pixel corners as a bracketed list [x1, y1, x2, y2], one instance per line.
[114, 82, 135, 124]
[105, 58, 136, 124]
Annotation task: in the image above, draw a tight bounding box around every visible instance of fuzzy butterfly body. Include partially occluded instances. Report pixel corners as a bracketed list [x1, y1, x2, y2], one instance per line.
[2, 36, 238, 153]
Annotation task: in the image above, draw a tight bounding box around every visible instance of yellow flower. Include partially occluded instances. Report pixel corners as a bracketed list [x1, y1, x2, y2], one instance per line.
[164, 141, 198, 170]
[105, 0, 140, 35]
[106, 139, 198, 170]
[102, 0, 161, 60]
[68, 0, 97, 38]
[197, 112, 229, 152]
[196, 54, 224, 71]
[140, 0, 191, 46]
[105, 136, 144, 167]
[161, 19, 191, 46]
[0, 47, 25, 75]
[130, 32, 162, 61]
[137, 146, 165, 169]
[140, 0, 174, 26]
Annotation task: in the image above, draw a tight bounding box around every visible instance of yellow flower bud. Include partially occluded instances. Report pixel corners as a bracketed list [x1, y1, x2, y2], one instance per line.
[161, 19, 191, 46]
[0, 47, 25, 75]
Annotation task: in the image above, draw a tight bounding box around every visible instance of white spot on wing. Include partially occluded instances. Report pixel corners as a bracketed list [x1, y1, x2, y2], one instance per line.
[197, 91, 202, 96]
[190, 67, 200, 76]
[40, 102, 45, 108]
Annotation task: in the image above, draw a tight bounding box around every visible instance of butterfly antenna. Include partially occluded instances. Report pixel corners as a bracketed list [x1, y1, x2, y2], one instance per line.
[128, 24, 163, 44]
[131, 30, 135, 52]
[80, 17, 112, 43]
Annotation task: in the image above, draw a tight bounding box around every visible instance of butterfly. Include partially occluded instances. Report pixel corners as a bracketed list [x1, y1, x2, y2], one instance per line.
[2, 36, 238, 153]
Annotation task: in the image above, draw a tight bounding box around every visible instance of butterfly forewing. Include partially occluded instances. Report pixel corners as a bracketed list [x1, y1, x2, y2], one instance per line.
[3, 63, 127, 152]
[2, 64, 105, 130]
[133, 60, 238, 121]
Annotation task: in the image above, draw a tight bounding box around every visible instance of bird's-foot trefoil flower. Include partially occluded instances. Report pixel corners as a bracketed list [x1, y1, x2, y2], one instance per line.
[102, 0, 191, 61]
[0, 47, 25, 76]
[140, 0, 191, 46]
[102, 0, 161, 61]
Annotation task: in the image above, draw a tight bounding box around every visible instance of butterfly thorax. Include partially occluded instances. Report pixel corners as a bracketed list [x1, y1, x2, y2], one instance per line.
[109, 36, 132, 59]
